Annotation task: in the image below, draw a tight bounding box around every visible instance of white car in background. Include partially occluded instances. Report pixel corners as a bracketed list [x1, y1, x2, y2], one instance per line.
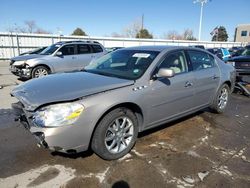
[10, 41, 107, 79]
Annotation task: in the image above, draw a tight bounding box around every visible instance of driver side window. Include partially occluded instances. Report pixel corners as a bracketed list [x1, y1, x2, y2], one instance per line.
[159, 51, 188, 74]
[59, 45, 75, 56]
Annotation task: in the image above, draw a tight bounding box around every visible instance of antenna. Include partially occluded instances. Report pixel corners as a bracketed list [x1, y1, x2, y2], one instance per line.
[193, 0, 210, 41]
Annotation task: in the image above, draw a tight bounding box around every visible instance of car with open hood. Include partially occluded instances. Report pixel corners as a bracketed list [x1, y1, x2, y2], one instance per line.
[11, 46, 236, 160]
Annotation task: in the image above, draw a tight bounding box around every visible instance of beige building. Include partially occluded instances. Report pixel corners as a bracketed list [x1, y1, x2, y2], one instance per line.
[234, 24, 250, 43]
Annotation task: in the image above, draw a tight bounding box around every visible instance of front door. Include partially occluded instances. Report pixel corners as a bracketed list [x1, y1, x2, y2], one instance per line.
[145, 50, 195, 128]
[53, 44, 78, 72]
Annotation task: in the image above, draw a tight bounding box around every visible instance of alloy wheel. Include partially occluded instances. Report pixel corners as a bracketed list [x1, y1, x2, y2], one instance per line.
[218, 87, 228, 110]
[105, 116, 134, 154]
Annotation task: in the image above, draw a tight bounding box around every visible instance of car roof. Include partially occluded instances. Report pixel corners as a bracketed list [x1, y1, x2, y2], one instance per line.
[120, 45, 204, 52]
[55, 40, 101, 45]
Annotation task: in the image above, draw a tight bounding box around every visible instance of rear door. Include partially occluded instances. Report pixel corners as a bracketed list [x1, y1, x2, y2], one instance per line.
[90, 44, 105, 59]
[76, 44, 93, 69]
[187, 50, 220, 108]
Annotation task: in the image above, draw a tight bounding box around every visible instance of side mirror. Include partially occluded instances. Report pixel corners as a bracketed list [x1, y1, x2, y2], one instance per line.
[156, 68, 175, 78]
[55, 51, 63, 57]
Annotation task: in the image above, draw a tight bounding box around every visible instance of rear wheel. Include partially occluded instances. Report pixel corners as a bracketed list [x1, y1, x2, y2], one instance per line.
[210, 84, 230, 113]
[32, 66, 49, 78]
[91, 108, 138, 160]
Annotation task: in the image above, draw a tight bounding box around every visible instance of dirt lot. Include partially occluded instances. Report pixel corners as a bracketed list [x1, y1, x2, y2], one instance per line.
[0, 61, 250, 188]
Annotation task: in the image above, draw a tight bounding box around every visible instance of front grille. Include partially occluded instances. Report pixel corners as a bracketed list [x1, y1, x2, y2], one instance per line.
[235, 62, 250, 69]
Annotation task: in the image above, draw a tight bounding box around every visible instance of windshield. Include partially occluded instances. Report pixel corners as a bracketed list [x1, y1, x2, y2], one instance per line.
[241, 49, 250, 56]
[40, 44, 61, 55]
[85, 50, 159, 80]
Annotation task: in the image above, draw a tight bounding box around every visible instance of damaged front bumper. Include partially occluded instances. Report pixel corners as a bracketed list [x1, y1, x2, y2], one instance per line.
[10, 65, 32, 79]
[11, 102, 88, 154]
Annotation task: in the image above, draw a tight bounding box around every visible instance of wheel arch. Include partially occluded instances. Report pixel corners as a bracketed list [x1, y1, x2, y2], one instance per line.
[31, 64, 52, 73]
[223, 80, 232, 92]
[89, 102, 144, 149]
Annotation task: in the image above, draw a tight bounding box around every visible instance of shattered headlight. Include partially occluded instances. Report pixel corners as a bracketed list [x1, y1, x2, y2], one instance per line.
[33, 102, 84, 127]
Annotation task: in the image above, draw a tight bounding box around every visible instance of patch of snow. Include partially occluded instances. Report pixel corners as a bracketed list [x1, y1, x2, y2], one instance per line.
[205, 127, 210, 132]
[95, 167, 110, 183]
[132, 149, 145, 157]
[118, 153, 132, 161]
[187, 150, 200, 158]
[198, 171, 209, 181]
[201, 136, 208, 142]
[182, 175, 195, 184]
[149, 143, 158, 147]
[216, 166, 232, 177]
[169, 177, 194, 187]
[158, 142, 166, 145]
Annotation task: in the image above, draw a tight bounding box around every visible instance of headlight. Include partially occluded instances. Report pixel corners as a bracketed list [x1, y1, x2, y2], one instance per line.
[13, 60, 27, 66]
[33, 102, 84, 127]
[25, 63, 30, 68]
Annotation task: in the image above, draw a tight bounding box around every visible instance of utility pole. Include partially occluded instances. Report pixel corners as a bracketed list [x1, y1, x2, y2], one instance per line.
[194, 0, 209, 41]
[139, 14, 144, 39]
[142, 14, 144, 30]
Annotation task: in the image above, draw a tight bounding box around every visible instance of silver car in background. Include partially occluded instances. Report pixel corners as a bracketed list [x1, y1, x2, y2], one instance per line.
[10, 41, 106, 79]
[11, 46, 236, 160]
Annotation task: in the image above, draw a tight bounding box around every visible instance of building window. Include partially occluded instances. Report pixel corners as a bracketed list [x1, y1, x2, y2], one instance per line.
[241, 30, 247, 37]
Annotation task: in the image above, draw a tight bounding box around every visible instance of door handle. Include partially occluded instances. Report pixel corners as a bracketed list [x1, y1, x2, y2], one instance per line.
[72, 56, 76, 59]
[185, 81, 193, 88]
[212, 75, 219, 79]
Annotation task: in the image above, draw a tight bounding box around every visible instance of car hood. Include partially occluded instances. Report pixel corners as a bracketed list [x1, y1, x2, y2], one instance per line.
[229, 55, 250, 62]
[11, 72, 134, 111]
[11, 54, 44, 62]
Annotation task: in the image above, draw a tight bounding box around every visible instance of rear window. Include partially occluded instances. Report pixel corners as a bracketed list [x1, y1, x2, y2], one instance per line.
[188, 50, 215, 70]
[91, 45, 103, 53]
[77, 44, 91, 54]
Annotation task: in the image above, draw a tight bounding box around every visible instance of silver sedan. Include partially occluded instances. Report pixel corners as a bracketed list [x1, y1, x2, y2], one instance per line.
[11, 46, 236, 160]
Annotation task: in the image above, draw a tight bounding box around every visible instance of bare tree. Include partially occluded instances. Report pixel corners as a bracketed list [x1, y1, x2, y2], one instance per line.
[35, 27, 51, 34]
[6, 21, 51, 34]
[183, 29, 197, 40]
[123, 19, 141, 38]
[24, 20, 37, 33]
[165, 30, 182, 40]
[111, 32, 125, 38]
[164, 29, 197, 41]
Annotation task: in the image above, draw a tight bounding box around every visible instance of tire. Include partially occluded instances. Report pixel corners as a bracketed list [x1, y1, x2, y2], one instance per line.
[31, 66, 50, 78]
[210, 84, 230, 113]
[91, 108, 138, 160]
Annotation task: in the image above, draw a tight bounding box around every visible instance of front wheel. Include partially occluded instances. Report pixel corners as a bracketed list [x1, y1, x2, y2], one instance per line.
[31, 66, 49, 78]
[210, 84, 230, 113]
[91, 108, 138, 160]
